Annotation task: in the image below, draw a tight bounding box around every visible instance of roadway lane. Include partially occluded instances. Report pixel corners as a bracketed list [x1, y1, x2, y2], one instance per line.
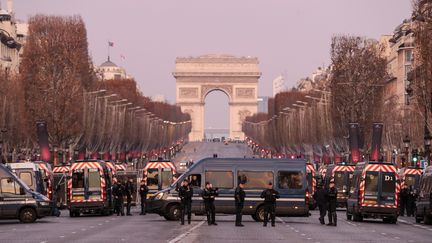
[173, 141, 254, 168]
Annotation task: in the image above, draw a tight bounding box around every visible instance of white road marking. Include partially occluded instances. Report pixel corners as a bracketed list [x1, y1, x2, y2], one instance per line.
[72, 232, 76, 234]
[60, 236, 65, 238]
[40, 241, 47, 243]
[295, 230, 299, 233]
[394, 237, 400, 239]
[98, 224, 103, 226]
[381, 233, 387, 235]
[307, 238, 312, 240]
[167, 220, 205, 243]
[301, 233, 306, 236]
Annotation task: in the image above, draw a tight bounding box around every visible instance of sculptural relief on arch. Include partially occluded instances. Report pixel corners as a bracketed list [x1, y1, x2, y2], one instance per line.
[174, 54, 260, 141]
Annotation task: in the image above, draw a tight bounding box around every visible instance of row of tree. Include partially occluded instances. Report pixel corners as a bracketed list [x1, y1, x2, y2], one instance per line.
[0, 15, 191, 163]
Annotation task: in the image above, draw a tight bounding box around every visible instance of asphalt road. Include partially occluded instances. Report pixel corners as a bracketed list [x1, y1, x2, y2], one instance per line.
[2, 142, 431, 242]
[1, 209, 431, 243]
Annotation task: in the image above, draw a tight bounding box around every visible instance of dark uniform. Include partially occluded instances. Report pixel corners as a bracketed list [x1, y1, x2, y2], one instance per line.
[178, 184, 193, 225]
[260, 188, 280, 227]
[125, 181, 135, 216]
[202, 187, 218, 225]
[313, 185, 328, 224]
[234, 185, 246, 226]
[399, 186, 409, 216]
[139, 183, 149, 215]
[326, 186, 338, 226]
[113, 183, 125, 216]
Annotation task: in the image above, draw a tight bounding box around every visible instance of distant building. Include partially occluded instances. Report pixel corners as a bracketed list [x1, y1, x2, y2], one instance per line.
[0, 0, 24, 74]
[257, 96, 268, 113]
[151, 94, 166, 103]
[380, 19, 413, 108]
[272, 75, 287, 96]
[96, 57, 131, 80]
[296, 66, 330, 92]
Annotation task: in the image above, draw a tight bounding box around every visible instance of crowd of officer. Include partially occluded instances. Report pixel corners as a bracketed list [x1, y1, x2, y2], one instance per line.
[313, 181, 338, 226]
[399, 184, 417, 217]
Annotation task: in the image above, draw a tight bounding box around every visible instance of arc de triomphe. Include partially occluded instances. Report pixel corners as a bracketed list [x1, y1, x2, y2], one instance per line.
[174, 54, 260, 141]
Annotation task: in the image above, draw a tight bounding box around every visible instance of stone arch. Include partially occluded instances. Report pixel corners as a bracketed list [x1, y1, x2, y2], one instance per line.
[175, 54, 260, 141]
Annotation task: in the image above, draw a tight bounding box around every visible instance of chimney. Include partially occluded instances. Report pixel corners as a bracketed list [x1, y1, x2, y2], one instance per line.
[6, 0, 12, 14]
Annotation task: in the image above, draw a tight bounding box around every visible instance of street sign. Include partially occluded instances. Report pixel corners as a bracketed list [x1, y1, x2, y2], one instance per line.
[420, 160, 428, 169]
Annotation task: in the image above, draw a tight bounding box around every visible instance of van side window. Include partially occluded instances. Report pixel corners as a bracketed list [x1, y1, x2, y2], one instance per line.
[147, 169, 159, 190]
[0, 178, 21, 195]
[72, 169, 85, 188]
[19, 172, 33, 187]
[189, 174, 201, 188]
[205, 171, 233, 189]
[88, 169, 101, 188]
[237, 171, 273, 189]
[278, 171, 303, 189]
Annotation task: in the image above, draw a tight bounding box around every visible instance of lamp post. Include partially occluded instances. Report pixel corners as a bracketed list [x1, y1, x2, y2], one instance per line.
[424, 130, 432, 167]
[403, 135, 410, 168]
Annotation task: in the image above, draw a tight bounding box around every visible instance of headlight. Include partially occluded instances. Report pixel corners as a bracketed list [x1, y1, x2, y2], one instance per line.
[154, 192, 165, 200]
[38, 201, 50, 206]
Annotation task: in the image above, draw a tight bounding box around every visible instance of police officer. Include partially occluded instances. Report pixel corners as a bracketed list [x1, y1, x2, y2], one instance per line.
[313, 183, 328, 225]
[125, 179, 135, 216]
[139, 179, 149, 215]
[234, 181, 246, 227]
[326, 181, 337, 226]
[178, 179, 193, 225]
[202, 182, 218, 225]
[113, 180, 125, 216]
[260, 182, 280, 227]
[399, 184, 409, 216]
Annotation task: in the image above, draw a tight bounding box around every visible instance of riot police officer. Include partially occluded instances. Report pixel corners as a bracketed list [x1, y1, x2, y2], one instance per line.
[139, 179, 149, 215]
[202, 182, 218, 225]
[235, 181, 246, 227]
[113, 180, 125, 216]
[327, 182, 338, 226]
[125, 179, 136, 216]
[313, 183, 328, 224]
[178, 179, 193, 225]
[260, 182, 280, 227]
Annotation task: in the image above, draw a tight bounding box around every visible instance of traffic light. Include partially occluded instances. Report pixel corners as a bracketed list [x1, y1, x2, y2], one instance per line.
[412, 149, 419, 167]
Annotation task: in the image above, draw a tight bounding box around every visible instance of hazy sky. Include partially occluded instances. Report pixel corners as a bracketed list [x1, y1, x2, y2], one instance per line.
[13, 0, 411, 130]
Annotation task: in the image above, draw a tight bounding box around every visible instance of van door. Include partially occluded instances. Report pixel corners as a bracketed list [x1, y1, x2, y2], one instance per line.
[160, 168, 173, 190]
[380, 172, 396, 206]
[71, 169, 85, 201]
[0, 177, 26, 218]
[364, 171, 379, 204]
[87, 168, 102, 201]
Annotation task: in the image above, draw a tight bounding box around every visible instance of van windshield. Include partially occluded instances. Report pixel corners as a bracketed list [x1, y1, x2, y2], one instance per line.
[147, 169, 159, 190]
[365, 171, 379, 196]
[334, 172, 344, 191]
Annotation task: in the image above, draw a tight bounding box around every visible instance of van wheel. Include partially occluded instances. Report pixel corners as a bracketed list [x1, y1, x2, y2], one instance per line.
[353, 213, 363, 222]
[424, 215, 432, 225]
[255, 206, 265, 222]
[19, 208, 37, 223]
[166, 204, 181, 221]
[251, 214, 258, 222]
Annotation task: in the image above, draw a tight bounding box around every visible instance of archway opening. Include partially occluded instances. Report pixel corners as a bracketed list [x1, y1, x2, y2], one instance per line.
[204, 90, 229, 140]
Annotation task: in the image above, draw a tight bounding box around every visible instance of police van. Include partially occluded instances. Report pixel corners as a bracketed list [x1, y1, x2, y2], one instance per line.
[53, 165, 70, 209]
[142, 160, 177, 198]
[306, 162, 317, 209]
[415, 165, 432, 224]
[67, 160, 114, 217]
[147, 158, 309, 221]
[323, 162, 355, 208]
[346, 161, 400, 223]
[0, 163, 51, 223]
[399, 167, 422, 190]
[8, 161, 53, 200]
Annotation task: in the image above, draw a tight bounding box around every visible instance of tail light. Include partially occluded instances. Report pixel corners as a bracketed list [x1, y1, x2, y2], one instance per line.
[305, 188, 310, 205]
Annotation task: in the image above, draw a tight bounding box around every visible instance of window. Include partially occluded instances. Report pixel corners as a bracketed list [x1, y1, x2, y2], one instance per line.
[72, 169, 85, 188]
[0, 178, 20, 195]
[364, 171, 379, 197]
[405, 175, 418, 187]
[205, 171, 233, 189]
[19, 172, 33, 187]
[88, 169, 101, 188]
[161, 170, 173, 188]
[237, 171, 273, 189]
[306, 172, 313, 192]
[381, 172, 396, 194]
[188, 174, 201, 188]
[147, 168, 159, 189]
[334, 172, 344, 191]
[278, 171, 304, 189]
[405, 50, 413, 63]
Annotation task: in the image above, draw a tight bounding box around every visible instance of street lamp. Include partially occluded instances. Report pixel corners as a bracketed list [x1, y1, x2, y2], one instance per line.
[403, 135, 410, 168]
[424, 130, 432, 167]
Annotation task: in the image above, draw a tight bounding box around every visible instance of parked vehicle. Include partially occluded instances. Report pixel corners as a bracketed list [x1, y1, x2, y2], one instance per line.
[52, 165, 70, 209]
[323, 163, 355, 208]
[399, 167, 422, 189]
[67, 160, 114, 217]
[346, 161, 400, 223]
[306, 162, 317, 210]
[147, 158, 310, 221]
[415, 166, 432, 224]
[8, 161, 53, 200]
[0, 163, 51, 223]
[142, 160, 177, 198]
